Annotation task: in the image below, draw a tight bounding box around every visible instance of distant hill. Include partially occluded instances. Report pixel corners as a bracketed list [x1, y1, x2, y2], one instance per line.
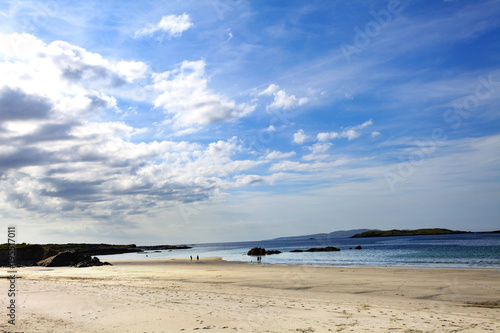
[350, 228, 470, 238]
[271, 229, 374, 241]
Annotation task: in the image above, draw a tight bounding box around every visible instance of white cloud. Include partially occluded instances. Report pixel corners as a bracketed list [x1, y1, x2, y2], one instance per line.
[343, 129, 361, 141]
[356, 119, 373, 129]
[317, 119, 373, 142]
[309, 142, 331, 154]
[115, 61, 149, 82]
[302, 143, 332, 161]
[0, 32, 45, 59]
[224, 29, 233, 43]
[317, 132, 339, 141]
[234, 174, 264, 186]
[153, 60, 255, 133]
[259, 84, 308, 110]
[0, 33, 149, 106]
[268, 90, 308, 110]
[258, 83, 280, 96]
[134, 13, 193, 39]
[265, 151, 296, 160]
[269, 159, 348, 172]
[371, 131, 382, 138]
[266, 125, 276, 132]
[293, 129, 309, 144]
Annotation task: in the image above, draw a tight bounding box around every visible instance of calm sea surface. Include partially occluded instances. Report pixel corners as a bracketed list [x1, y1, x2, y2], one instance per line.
[100, 233, 500, 268]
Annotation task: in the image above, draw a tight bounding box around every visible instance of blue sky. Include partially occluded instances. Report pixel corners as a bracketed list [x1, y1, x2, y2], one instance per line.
[0, 0, 499, 244]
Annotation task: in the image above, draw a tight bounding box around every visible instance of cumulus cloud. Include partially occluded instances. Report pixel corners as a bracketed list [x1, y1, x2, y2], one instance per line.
[0, 33, 149, 104]
[1, 34, 255, 136]
[0, 86, 52, 121]
[134, 13, 193, 39]
[309, 143, 331, 154]
[317, 119, 373, 141]
[153, 60, 255, 134]
[115, 61, 149, 82]
[259, 84, 308, 110]
[302, 143, 332, 161]
[293, 129, 309, 144]
[0, 32, 266, 227]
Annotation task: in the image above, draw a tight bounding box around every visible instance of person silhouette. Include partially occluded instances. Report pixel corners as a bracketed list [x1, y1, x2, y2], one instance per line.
[197, 255, 199, 261]
[190, 256, 192, 261]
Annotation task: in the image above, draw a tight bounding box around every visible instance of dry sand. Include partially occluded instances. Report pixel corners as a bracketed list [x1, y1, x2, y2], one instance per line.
[1, 257, 499, 332]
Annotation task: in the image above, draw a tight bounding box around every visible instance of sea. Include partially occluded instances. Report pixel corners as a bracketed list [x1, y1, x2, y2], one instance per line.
[99, 233, 500, 269]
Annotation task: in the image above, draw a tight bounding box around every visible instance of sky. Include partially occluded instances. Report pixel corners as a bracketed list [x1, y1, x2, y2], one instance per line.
[0, 0, 499, 245]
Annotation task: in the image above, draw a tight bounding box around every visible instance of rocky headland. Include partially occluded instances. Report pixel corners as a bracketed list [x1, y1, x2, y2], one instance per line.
[0, 243, 192, 267]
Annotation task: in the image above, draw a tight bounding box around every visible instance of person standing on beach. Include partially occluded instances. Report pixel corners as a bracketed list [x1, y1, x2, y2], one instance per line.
[190, 256, 192, 261]
[197, 255, 199, 261]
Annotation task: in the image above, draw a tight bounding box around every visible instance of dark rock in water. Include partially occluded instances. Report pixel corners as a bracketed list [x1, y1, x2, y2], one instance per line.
[248, 247, 266, 256]
[247, 247, 281, 256]
[354, 245, 362, 250]
[290, 247, 340, 252]
[305, 246, 340, 252]
[37, 251, 112, 267]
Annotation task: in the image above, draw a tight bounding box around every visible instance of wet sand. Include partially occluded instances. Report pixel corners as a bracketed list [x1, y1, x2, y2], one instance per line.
[1, 258, 499, 332]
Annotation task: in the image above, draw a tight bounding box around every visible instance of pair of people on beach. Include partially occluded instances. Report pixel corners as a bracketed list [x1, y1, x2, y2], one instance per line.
[257, 256, 262, 263]
[190, 255, 199, 261]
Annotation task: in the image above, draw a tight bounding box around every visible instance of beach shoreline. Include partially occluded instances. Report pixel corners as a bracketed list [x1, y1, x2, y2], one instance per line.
[1, 257, 499, 332]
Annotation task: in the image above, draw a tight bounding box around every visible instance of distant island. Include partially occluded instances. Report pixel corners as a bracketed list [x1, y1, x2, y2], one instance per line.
[270, 229, 373, 241]
[267, 228, 500, 241]
[350, 228, 471, 238]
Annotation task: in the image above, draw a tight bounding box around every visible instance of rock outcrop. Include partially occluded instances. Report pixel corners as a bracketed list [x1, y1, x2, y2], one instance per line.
[247, 247, 282, 256]
[37, 251, 111, 267]
[290, 246, 341, 253]
[305, 246, 340, 252]
[0, 245, 59, 267]
[354, 245, 362, 250]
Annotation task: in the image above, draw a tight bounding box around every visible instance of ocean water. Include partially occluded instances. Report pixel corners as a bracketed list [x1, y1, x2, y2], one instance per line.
[100, 233, 500, 268]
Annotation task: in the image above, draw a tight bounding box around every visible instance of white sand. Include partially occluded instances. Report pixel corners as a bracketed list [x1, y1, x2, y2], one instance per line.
[1, 258, 499, 332]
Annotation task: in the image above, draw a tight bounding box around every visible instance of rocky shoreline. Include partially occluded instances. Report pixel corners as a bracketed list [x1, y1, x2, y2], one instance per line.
[0, 243, 192, 268]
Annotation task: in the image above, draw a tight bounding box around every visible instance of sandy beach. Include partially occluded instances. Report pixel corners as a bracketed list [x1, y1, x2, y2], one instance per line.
[1, 258, 499, 332]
